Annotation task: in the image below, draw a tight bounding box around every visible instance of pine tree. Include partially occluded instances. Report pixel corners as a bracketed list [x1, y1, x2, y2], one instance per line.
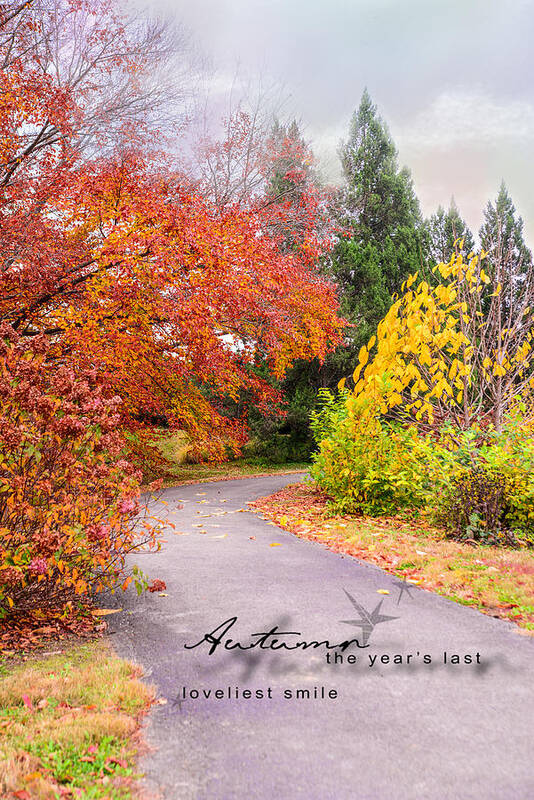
[267, 119, 313, 202]
[427, 200, 475, 265]
[326, 90, 426, 378]
[480, 183, 532, 279]
[477, 183, 534, 332]
[262, 119, 319, 253]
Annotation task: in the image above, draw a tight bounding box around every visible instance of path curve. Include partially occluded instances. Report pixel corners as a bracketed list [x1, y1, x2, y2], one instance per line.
[107, 474, 534, 800]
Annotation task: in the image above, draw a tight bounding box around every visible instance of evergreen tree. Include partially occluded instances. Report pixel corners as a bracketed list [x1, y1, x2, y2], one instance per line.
[267, 119, 313, 202]
[480, 182, 532, 279]
[479, 182, 533, 321]
[326, 89, 426, 379]
[427, 200, 475, 265]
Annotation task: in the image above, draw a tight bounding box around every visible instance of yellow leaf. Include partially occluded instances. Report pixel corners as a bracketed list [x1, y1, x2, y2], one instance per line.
[269, 543, 282, 547]
[377, 589, 390, 595]
[280, 515, 288, 526]
[91, 608, 122, 616]
[25, 771, 43, 782]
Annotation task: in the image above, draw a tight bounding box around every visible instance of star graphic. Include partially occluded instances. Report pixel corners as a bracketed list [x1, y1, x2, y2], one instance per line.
[339, 589, 399, 644]
[392, 576, 415, 605]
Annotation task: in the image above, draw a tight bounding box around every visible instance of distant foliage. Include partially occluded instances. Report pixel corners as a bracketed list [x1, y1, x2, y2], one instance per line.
[426, 201, 475, 266]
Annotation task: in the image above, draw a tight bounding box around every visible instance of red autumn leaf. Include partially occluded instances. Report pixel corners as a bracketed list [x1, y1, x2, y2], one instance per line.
[107, 757, 128, 769]
[22, 694, 33, 712]
[147, 579, 166, 593]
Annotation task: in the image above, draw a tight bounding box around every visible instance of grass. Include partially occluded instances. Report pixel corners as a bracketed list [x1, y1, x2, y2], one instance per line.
[154, 430, 191, 466]
[145, 427, 310, 486]
[250, 482, 534, 633]
[0, 640, 154, 799]
[156, 458, 310, 487]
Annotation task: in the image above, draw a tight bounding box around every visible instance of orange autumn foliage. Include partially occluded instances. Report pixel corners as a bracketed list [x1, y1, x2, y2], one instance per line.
[0, 1, 343, 615]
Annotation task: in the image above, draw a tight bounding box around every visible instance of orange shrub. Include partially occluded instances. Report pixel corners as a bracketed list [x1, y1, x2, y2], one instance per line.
[0, 325, 161, 617]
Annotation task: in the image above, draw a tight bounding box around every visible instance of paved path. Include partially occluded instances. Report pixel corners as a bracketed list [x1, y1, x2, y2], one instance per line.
[107, 475, 534, 800]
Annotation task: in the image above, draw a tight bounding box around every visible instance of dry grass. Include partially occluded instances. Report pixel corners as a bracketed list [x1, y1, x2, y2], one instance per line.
[0, 640, 154, 799]
[250, 482, 534, 632]
[154, 430, 192, 466]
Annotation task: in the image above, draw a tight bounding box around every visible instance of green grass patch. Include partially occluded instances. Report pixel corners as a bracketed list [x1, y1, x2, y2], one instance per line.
[0, 640, 154, 799]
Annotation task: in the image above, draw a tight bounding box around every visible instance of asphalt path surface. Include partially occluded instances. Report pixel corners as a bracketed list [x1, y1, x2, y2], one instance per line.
[106, 474, 534, 800]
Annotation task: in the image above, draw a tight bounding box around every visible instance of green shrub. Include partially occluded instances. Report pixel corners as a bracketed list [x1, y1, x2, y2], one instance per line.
[310, 391, 439, 515]
[310, 391, 534, 544]
[436, 466, 519, 545]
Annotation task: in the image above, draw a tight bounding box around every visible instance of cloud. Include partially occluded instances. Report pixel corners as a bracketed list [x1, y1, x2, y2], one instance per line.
[396, 92, 534, 151]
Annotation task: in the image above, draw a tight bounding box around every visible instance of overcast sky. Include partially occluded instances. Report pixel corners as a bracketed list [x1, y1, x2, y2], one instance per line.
[139, 0, 534, 244]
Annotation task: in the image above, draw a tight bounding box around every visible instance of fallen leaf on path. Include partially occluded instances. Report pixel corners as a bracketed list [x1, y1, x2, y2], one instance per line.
[377, 590, 390, 595]
[196, 492, 206, 496]
[148, 580, 166, 592]
[91, 608, 122, 616]
[211, 534, 228, 539]
[249, 536, 256, 540]
[270, 543, 282, 547]
[158, 593, 169, 597]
